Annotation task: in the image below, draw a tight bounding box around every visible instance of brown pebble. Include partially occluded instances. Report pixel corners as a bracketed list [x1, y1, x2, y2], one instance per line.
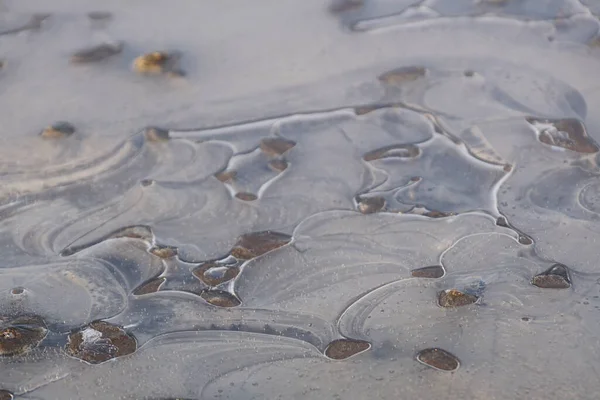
[329, 0, 364, 13]
[438, 289, 478, 308]
[215, 170, 236, 183]
[363, 144, 420, 161]
[133, 51, 179, 75]
[133, 277, 165, 295]
[411, 265, 444, 278]
[10, 287, 24, 295]
[235, 192, 258, 202]
[268, 159, 288, 172]
[0, 315, 47, 357]
[149, 245, 177, 259]
[144, 127, 170, 142]
[40, 121, 75, 139]
[357, 196, 385, 214]
[422, 210, 454, 218]
[378, 66, 426, 85]
[66, 321, 136, 364]
[531, 264, 571, 289]
[260, 137, 296, 156]
[416, 348, 460, 371]
[526, 117, 599, 153]
[200, 290, 241, 307]
[230, 231, 291, 260]
[193, 262, 240, 286]
[325, 338, 370, 360]
[71, 42, 122, 63]
[0, 390, 13, 400]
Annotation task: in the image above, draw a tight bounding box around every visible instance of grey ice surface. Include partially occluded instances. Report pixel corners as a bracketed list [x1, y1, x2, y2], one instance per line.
[2, 0, 600, 399]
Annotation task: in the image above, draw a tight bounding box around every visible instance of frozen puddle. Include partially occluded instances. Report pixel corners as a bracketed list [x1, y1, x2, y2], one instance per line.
[1, 0, 600, 399]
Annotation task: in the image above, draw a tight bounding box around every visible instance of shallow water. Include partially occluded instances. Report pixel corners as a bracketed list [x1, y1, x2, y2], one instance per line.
[1, 0, 600, 399]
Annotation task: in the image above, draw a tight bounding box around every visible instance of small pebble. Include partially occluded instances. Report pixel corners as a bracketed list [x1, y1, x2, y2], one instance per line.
[416, 348, 460, 371]
[325, 339, 370, 360]
[438, 289, 478, 307]
[532, 264, 571, 289]
[40, 121, 75, 139]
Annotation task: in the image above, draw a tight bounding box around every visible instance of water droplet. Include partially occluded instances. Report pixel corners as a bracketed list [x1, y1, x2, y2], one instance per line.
[438, 289, 478, 308]
[0, 315, 47, 357]
[324, 339, 370, 360]
[411, 266, 444, 278]
[230, 231, 291, 260]
[66, 321, 137, 364]
[416, 348, 460, 371]
[531, 264, 571, 289]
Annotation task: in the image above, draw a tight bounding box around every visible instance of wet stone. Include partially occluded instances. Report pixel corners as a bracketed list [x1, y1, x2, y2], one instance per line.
[438, 289, 478, 308]
[133, 52, 180, 75]
[464, 70, 475, 77]
[268, 159, 288, 172]
[66, 321, 137, 364]
[235, 192, 258, 201]
[416, 348, 460, 371]
[215, 170, 236, 183]
[71, 42, 123, 63]
[230, 231, 292, 260]
[133, 277, 165, 295]
[40, 121, 75, 139]
[526, 117, 599, 153]
[363, 144, 420, 161]
[0, 315, 47, 357]
[149, 245, 178, 259]
[200, 290, 241, 308]
[411, 265, 444, 278]
[0, 390, 13, 400]
[193, 262, 240, 286]
[357, 196, 385, 214]
[531, 264, 571, 289]
[144, 127, 170, 142]
[378, 66, 427, 85]
[259, 137, 296, 156]
[325, 339, 370, 360]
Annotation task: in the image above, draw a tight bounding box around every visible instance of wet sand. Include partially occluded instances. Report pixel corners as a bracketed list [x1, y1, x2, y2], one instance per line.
[1, 0, 600, 399]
